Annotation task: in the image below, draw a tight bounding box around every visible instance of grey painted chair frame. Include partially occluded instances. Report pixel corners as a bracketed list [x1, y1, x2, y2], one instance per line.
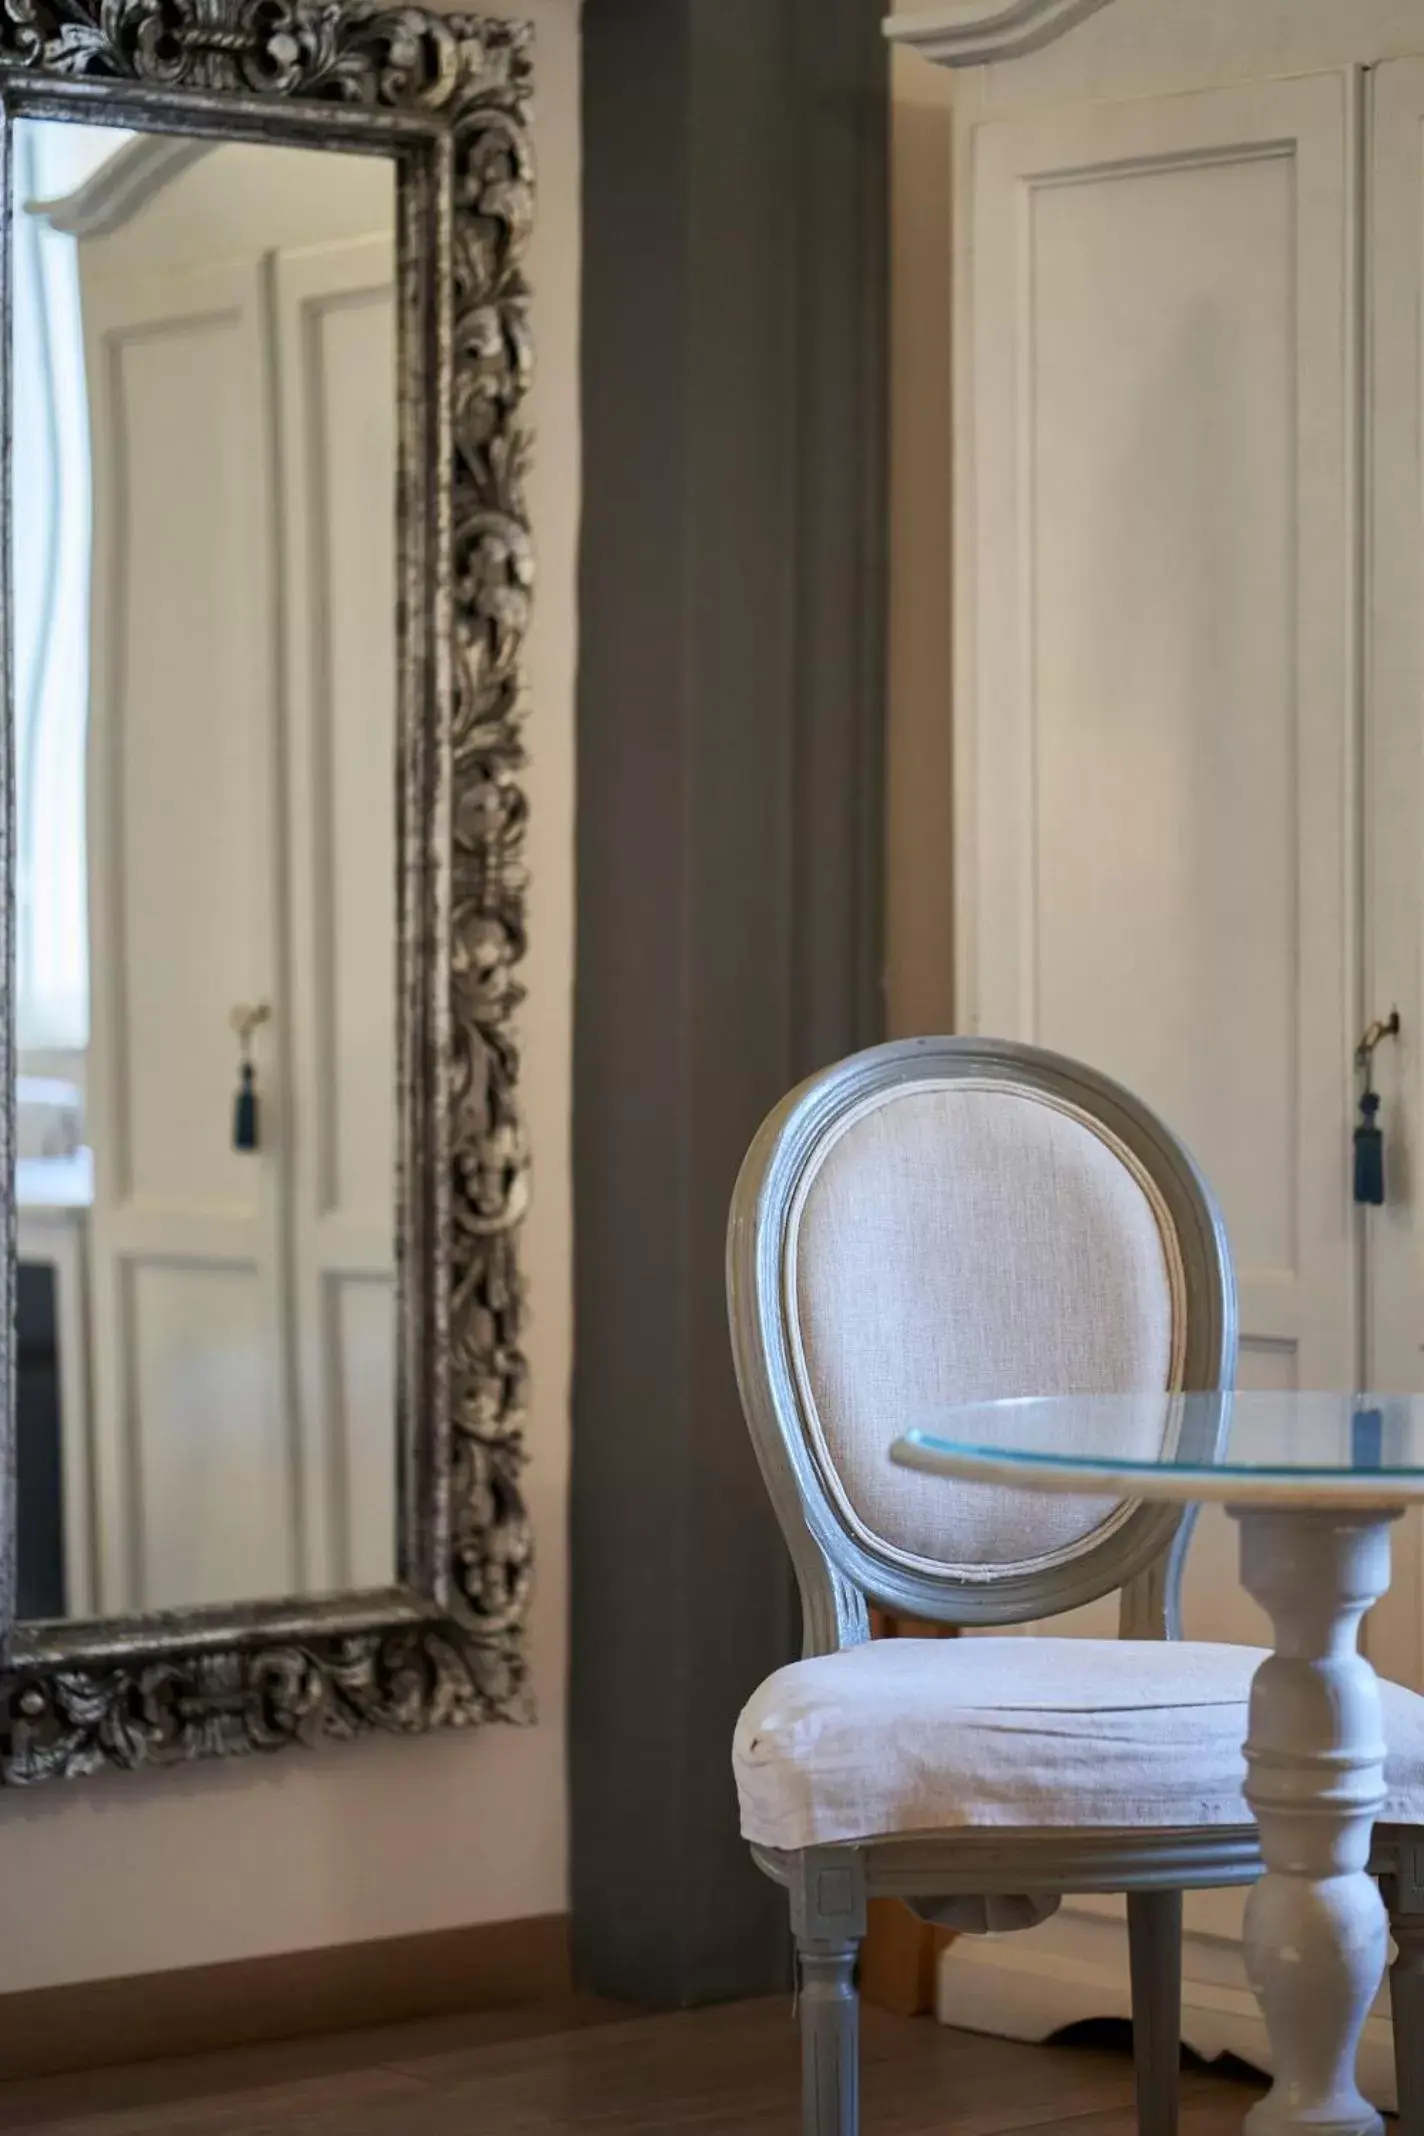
[726, 1036, 1422, 2136]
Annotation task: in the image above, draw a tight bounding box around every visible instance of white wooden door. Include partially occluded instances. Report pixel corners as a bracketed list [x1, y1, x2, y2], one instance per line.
[1361, 55, 1424, 1687]
[81, 255, 297, 1613]
[275, 234, 398, 1594]
[947, 58, 1370, 2029]
[936, 42, 1420, 2073]
[964, 74, 1361, 1572]
[75, 147, 398, 1615]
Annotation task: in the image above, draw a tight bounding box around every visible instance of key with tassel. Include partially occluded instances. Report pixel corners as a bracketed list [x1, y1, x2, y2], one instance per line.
[230, 1003, 272, 1153]
[1354, 1010, 1400, 1207]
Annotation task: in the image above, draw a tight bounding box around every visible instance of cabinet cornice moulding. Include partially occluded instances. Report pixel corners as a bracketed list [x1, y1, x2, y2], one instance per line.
[883, 0, 1116, 67]
[25, 135, 209, 238]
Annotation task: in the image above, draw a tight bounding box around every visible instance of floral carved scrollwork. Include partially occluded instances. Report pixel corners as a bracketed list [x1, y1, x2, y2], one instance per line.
[0, 0, 532, 109]
[5, 1624, 526, 1782]
[444, 25, 536, 1687]
[0, 10, 535, 1779]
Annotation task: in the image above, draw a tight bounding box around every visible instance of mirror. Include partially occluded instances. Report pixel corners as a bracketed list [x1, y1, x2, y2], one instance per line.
[0, 7, 534, 1787]
[11, 120, 401, 1622]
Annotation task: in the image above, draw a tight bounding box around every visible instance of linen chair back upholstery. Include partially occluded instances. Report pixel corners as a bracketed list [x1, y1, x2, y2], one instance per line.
[727, 1037, 1237, 1650]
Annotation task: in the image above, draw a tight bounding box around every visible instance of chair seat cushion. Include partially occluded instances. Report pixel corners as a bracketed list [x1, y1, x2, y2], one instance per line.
[733, 1637, 1424, 1850]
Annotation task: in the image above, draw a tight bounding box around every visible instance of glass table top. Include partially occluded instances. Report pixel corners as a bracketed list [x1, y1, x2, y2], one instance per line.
[890, 1393, 1424, 1508]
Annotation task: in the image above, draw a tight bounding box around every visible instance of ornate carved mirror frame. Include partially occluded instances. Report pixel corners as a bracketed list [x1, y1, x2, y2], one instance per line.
[0, 0, 534, 1781]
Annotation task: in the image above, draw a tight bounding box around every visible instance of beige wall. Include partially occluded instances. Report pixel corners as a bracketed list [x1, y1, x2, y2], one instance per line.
[887, 7, 956, 1037]
[0, 0, 580, 1994]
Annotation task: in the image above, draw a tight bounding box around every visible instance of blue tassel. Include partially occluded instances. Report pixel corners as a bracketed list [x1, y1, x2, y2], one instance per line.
[1354, 1092, 1384, 1206]
[233, 1062, 259, 1152]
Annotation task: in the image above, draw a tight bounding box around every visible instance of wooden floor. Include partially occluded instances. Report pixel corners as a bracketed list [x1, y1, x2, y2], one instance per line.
[0, 1995, 1264, 2135]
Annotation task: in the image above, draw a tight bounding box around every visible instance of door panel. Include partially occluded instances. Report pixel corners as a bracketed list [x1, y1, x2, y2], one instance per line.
[966, 71, 1359, 1412]
[275, 236, 398, 1593]
[1361, 56, 1424, 1687]
[82, 259, 292, 1612]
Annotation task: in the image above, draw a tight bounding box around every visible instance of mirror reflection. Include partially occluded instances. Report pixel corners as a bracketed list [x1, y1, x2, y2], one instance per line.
[11, 120, 399, 1620]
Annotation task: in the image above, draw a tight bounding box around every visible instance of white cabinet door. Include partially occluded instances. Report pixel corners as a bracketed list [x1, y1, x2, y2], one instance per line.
[81, 256, 296, 1614]
[274, 235, 398, 1594]
[1361, 56, 1424, 1687]
[76, 151, 398, 1616]
[964, 71, 1361, 1432]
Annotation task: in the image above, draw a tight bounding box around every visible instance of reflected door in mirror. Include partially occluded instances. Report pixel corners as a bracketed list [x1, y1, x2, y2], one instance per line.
[11, 121, 400, 1618]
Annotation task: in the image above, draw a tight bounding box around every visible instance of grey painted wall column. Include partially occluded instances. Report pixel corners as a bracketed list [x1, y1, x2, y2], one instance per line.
[572, 0, 889, 2007]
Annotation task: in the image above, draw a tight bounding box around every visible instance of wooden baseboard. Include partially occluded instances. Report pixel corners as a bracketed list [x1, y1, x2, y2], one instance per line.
[0, 1911, 571, 2084]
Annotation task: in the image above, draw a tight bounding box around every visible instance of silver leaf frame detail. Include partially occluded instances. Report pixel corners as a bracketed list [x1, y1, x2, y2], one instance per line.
[0, 2, 535, 1780]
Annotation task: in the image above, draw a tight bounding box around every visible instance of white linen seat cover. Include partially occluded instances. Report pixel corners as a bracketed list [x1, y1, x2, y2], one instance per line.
[733, 1636, 1424, 1851]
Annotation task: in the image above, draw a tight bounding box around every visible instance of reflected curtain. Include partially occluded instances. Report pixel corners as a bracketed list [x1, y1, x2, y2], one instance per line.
[13, 126, 93, 1058]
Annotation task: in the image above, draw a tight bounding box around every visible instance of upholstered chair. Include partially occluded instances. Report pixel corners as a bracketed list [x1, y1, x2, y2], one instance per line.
[726, 1036, 1424, 2136]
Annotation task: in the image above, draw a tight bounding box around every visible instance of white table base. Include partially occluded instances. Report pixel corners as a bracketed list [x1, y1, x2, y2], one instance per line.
[1231, 1508, 1396, 2136]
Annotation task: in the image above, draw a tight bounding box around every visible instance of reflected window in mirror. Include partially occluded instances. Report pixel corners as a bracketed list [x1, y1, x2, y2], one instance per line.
[11, 120, 400, 1624]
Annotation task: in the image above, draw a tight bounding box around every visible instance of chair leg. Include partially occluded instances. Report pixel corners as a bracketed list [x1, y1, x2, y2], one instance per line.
[1379, 1844, 1424, 2134]
[1127, 1889, 1182, 2136]
[790, 1849, 867, 2136]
